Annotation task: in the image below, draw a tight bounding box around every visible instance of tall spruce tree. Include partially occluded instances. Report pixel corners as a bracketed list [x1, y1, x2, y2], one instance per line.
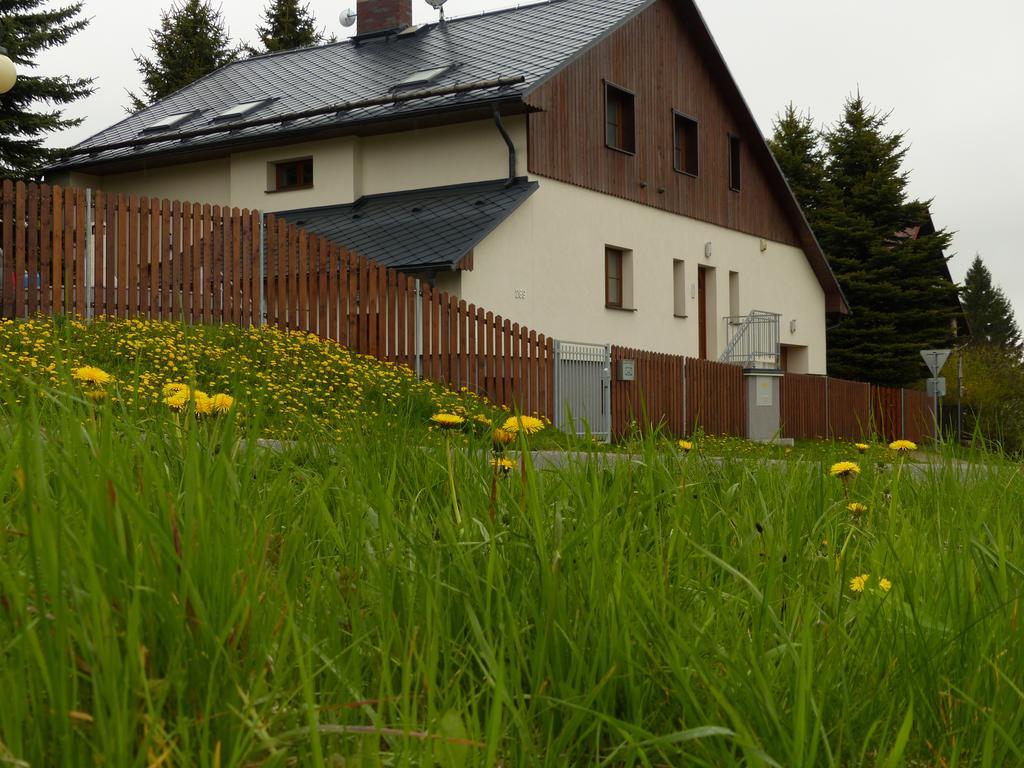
[249, 0, 325, 55]
[815, 94, 958, 386]
[0, 0, 93, 177]
[962, 254, 1021, 352]
[768, 103, 827, 220]
[129, 0, 237, 111]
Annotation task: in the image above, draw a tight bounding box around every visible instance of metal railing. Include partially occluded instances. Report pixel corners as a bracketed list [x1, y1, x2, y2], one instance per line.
[720, 310, 781, 369]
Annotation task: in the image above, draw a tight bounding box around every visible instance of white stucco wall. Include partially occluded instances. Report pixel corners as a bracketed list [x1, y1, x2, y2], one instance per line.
[56, 159, 232, 207]
[461, 177, 827, 374]
[50, 117, 526, 213]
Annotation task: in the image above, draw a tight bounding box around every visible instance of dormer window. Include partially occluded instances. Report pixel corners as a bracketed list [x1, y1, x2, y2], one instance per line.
[141, 111, 201, 133]
[604, 82, 635, 154]
[211, 99, 272, 121]
[269, 157, 314, 192]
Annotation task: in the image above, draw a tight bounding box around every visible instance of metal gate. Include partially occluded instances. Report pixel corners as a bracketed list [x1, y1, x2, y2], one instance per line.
[553, 340, 612, 442]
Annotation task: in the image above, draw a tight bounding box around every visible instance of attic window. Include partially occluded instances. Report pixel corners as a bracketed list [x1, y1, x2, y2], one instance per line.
[142, 111, 200, 132]
[673, 111, 699, 176]
[212, 99, 271, 121]
[393, 65, 450, 89]
[605, 82, 635, 154]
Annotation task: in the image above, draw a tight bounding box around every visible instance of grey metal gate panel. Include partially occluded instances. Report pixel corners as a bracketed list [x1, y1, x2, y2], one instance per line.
[553, 340, 611, 442]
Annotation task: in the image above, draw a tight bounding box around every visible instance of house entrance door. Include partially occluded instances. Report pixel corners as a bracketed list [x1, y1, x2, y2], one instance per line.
[698, 268, 707, 359]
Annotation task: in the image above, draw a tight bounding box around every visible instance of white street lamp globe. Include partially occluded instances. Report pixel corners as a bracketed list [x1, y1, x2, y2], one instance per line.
[0, 49, 16, 95]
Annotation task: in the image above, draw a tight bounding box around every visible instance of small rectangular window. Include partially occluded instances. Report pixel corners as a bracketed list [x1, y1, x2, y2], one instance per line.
[605, 83, 636, 154]
[729, 134, 742, 191]
[673, 112, 699, 175]
[606, 247, 623, 308]
[272, 158, 314, 192]
[673, 259, 686, 316]
[729, 270, 740, 317]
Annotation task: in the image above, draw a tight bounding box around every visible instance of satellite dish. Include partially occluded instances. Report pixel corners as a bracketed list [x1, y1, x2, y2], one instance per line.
[340, 8, 357, 28]
[425, 0, 448, 21]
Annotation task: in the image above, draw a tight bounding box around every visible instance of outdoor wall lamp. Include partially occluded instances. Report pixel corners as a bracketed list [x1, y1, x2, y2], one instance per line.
[0, 47, 16, 95]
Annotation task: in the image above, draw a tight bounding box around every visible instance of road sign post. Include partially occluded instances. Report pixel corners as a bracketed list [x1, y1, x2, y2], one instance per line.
[921, 349, 951, 441]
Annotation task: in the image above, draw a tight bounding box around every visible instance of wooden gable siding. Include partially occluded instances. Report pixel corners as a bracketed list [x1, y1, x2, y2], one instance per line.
[525, 0, 802, 248]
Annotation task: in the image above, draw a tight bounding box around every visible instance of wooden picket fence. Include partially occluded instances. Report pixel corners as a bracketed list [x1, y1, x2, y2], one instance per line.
[780, 371, 933, 443]
[262, 212, 554, 415]
[0, 180, 554, 416]
[0, 181, 264, 325]
[611, 351, 932, 443]
[0, 179, 933, 443]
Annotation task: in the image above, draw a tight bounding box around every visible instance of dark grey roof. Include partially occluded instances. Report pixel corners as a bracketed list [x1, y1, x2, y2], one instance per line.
[55, 0, 648, 171]
[275, 177, 539, 272]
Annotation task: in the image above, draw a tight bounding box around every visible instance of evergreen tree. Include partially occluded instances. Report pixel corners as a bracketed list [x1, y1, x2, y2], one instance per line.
[815, 94, 959, 387]
[768, 103, 827, 220]
[129, 0, 237, 111]
[0, 0, 93, 177]
[249, 0, 325, 55]
[962, 254, 1021, 352]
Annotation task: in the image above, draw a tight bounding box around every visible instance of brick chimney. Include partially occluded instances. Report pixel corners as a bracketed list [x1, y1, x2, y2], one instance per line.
[357, 0, 412, 35]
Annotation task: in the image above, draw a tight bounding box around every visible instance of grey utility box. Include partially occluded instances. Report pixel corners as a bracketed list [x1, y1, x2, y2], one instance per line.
[618, 359, 636, 381]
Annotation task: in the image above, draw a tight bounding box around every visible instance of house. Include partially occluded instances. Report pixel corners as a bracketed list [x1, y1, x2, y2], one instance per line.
[47, 0, 848, 374]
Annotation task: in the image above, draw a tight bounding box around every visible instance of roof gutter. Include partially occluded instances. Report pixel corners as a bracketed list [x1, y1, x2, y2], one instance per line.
[57, 75, 527, 161]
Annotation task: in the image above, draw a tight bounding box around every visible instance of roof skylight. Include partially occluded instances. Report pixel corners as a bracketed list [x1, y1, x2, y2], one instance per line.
[211, 99, 272, 121]
[394, 65, 451, 89]
[141, 111, 200, 132]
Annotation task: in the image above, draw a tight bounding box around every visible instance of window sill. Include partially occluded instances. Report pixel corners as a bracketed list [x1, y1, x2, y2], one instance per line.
[674, 313, 688, 319]
[266, 185, 314, 194]
[673, 168, 699, 178]
[606, 304, 638, 313]
[605, 144, 636, 157]
[729, 186, 741, 193]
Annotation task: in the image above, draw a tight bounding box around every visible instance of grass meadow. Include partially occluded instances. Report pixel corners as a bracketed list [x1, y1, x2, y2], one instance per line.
[2, 318, 1023, 766]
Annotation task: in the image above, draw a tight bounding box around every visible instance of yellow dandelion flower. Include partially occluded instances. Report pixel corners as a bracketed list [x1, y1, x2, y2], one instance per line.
[84, 389, 108, 402]
[492, 428, 516, 448]
[164, 392, 189, 410]
[501, 415, 545, 435]
[431, 413, 465, 430]
[889, 439, 917, 453]
[162, 382, 189, 397]
[72, 366, 113, 386]
[854, 443, 870, 453]
[678, 439, 694, 452]
[847, 502, 868, 515]
[193, 392, 214, 416]
[490, 457, 516, 476]
[849, 573, 870, 593]
[830, 461, 861, 479]
[210, 393, 235, 414]
[879, 578, 892, 593]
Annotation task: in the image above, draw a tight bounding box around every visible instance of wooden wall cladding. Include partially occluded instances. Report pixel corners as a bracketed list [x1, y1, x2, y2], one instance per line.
[525, 0, 803, 248]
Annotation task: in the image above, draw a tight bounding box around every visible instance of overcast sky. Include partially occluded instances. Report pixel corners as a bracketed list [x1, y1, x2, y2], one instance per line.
[30, 0, 1024, 318]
